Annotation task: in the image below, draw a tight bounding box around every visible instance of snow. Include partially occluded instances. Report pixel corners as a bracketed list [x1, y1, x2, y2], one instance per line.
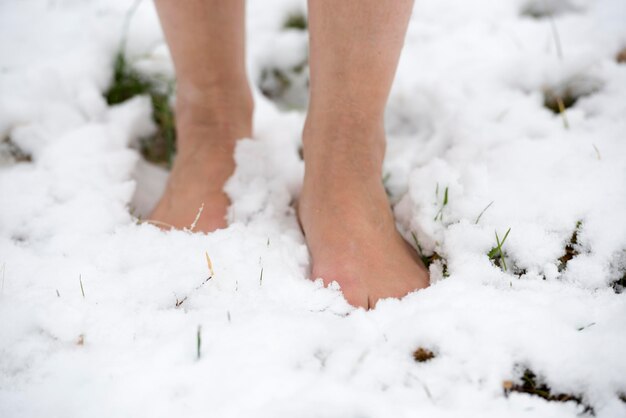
[1, 0, 626, 417]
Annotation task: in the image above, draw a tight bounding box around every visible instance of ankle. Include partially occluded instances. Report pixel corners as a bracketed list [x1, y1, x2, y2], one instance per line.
[175, 80, 253, 149]
[302, 113, 386, 178]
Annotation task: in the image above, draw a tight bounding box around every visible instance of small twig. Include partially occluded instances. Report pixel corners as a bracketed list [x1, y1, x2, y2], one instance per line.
[56, 289, 60, 298]
[577, 322, 596, 331]
[79, 274, 85, 298]
[175, 296, 187, 308]
[259, 267, 264, 286]
[475, 201, 494, 224]
[175, 253, 215, 308]
[175, 275, 213, 308]
[194, 276, 213, 290]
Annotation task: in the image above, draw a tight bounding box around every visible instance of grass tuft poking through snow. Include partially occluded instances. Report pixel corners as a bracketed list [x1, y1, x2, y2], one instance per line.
[504, 368, 594, 415]
[103, 1, 175, 167]
[410, 231, 447, 275]
[558, 221, 582, 272]
[543, 76, 602, 130]
[1, 0, 625, 416]
[283, 11, 307, 31]
[104, 51, 175, 167]
[433, 185, 449, 222]
[258, 9, 309, 110]
[488, 228, 511, 272]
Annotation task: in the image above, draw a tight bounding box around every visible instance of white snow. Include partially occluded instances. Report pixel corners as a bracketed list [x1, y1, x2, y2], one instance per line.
[1, 0, 625, 417]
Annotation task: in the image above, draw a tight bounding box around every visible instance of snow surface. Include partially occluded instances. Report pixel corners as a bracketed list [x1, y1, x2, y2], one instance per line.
[1, 0, 626, 417]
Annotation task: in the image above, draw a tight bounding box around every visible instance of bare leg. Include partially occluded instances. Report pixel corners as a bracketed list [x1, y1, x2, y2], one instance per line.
[151, 0, 253, 232]
[300, 0, 429, 308]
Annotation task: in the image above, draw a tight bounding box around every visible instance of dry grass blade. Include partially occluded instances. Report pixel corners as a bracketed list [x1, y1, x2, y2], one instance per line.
[139, 219, 177, 230]
[556, 96, 570, 129]
[205, 252, 214, 276]
[187, 203, 205, 232]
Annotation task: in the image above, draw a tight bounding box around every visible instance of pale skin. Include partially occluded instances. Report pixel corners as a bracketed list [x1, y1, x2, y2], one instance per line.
[152, 0, 429, 308]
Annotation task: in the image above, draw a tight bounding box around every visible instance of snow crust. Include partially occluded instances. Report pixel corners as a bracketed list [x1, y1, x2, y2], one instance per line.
[1, 0, 625, 416]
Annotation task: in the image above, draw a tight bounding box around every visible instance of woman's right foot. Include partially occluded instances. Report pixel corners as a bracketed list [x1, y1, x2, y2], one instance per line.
[298, 117, 430, 309]
[148, 86, 252, 233]
[149, 133, 237, 232]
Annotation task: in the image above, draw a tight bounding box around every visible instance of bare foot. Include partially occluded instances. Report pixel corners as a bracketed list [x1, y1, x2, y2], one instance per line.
[299, 118, 429, 308]
[149, 87, 252, 232]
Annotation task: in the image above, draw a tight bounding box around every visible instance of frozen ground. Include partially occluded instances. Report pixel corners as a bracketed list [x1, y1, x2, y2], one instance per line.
[1, 0, 626, 417]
